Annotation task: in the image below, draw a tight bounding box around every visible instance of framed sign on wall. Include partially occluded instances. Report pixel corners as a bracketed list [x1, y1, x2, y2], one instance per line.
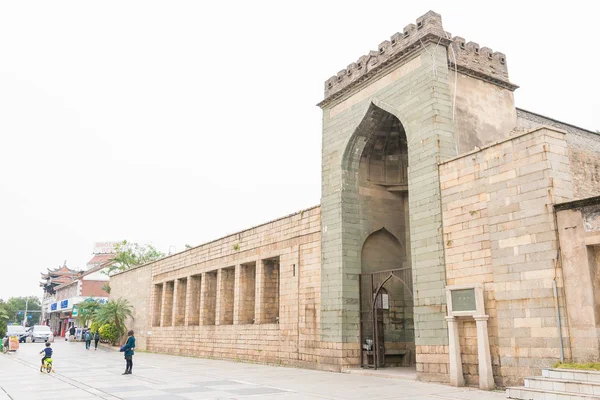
[446, 283, 485, 317]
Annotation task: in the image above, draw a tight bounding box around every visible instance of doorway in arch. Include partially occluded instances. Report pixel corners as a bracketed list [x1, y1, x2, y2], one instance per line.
[360, 231, 415, 369]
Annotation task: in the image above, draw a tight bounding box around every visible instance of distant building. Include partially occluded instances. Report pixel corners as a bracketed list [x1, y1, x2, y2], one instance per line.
[40, 264, 81, 326]
[47, 260, 112, 336]
[87, 241, 119, 271]
[42, 242, 117, 333]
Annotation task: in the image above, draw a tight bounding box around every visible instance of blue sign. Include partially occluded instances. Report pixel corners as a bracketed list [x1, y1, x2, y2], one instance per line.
[50, 303, 57, 311]
[60, 300, 68, 309]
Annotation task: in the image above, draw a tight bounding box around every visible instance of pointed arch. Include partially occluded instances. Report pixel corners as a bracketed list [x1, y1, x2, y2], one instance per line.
[361, 228, 404, 275]
[341, 100, 411, 175]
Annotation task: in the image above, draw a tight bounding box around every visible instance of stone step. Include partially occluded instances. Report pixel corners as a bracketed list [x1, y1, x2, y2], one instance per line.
[525, 376, 600, 396]
[543, 368, 600, 383]
[506, 386, 600, 399]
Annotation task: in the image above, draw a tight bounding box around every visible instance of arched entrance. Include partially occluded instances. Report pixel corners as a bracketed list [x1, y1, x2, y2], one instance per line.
[342, 104, 415, 369]
[360, 229, 414, 369]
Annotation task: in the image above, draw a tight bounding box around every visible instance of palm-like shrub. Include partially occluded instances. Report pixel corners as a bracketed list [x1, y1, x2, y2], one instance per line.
[95, 298, 133, 339]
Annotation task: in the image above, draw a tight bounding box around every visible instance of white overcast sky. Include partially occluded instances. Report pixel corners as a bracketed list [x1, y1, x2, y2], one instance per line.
[0, 1, 598, 300]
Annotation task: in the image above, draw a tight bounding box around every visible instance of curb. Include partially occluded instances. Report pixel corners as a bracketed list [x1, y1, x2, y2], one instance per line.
[98, 342, 120, 352]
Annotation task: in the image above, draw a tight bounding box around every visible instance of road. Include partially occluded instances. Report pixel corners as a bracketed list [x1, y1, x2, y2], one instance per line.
[0, 340, 506, 399]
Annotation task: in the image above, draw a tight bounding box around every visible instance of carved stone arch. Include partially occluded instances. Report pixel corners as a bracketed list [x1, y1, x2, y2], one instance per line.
[341, 99, 413, 175]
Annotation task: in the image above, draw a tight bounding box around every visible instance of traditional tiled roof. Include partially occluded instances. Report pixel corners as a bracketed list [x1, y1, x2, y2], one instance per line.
[40, 265, 82, 292]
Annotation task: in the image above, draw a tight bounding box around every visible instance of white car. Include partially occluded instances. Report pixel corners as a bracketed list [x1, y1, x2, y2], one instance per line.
[6, 326, 28, 343]
[29, 325, 53, 343]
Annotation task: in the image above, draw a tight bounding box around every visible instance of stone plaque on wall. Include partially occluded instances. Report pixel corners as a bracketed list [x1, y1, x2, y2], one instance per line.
[446, 284, 484, 317]
[450, 289, 476, 312]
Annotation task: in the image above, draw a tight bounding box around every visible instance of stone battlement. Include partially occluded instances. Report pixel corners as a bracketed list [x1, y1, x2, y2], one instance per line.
[448, 36, 516, 90]
[322, 11, 517, 104]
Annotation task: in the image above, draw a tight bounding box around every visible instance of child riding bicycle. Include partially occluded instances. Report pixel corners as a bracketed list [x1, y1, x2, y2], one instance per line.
[39, 342, 53, 372]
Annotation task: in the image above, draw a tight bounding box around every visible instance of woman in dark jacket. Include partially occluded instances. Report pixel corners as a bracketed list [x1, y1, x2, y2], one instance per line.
[121, 330, 135, 375]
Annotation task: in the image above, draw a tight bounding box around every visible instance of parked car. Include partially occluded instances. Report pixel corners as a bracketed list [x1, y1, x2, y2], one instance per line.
[29, 325, 53, 343]
[5, 326, 28, 343]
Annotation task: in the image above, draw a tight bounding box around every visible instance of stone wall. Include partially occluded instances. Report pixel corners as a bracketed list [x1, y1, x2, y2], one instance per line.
[556, 199, 600, 362]
[516, 109, 600, 200]
[109, 206, 324, 369]
[321, 41, 457, 380]
[450, 74, 517, 154]
[440, 126, 574, 386]
[109, 260, 153, 350]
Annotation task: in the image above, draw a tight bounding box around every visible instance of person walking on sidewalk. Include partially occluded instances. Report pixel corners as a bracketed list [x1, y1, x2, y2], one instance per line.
[120, 330, 135, 375]
[84, 330, 92, 350]
[93, 331, 100, 350]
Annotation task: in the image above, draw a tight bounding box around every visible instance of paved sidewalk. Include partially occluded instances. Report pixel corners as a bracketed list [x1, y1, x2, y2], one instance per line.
[0, 341, 506, 399]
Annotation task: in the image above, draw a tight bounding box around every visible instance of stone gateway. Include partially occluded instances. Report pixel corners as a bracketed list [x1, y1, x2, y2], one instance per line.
[110, 11, 600, 388]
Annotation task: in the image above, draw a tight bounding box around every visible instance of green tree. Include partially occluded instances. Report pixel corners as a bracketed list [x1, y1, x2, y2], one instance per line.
[95, 298, 133, 339]
[104, 240, 164, 276]
[77, 298, 102, 326]
[0, 302, 9, 337]
[4, 296, 42, 326]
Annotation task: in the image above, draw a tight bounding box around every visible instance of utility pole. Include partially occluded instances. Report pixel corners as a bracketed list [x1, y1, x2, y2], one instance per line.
[22, 298, 29, 327]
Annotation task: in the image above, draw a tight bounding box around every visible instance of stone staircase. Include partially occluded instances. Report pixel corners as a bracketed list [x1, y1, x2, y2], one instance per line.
[506, 368, 600, 399]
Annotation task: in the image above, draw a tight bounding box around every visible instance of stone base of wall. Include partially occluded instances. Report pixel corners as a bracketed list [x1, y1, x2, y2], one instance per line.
[144, 327, 362, 372]
[416, 345, 450, 383]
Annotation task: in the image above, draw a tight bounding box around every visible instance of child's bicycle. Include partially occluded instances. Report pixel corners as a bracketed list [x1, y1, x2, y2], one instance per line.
[41, 358, 54, 373]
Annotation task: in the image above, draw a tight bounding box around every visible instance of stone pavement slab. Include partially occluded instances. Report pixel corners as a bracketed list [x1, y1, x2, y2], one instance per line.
[0, 340, 506, 399]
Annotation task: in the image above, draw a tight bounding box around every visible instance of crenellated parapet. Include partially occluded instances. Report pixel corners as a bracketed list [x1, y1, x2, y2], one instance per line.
[447, 36, 517, 91]
[320, 11, 518, 106]
[322, 11, 447, 103]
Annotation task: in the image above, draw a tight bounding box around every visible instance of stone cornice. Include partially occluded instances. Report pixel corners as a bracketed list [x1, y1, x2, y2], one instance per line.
[448, 62, 519, 91]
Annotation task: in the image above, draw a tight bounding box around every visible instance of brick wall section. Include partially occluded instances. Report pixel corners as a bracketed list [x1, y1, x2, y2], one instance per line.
[187, 275, 201, 326]
[174, 278, 187, 326]
[81, 280, 109, 298]
[152, 283, 162, 327]
[109, 206, 326, 370]
[201, 271, 217, 325]
[109, 262, 153, 350]
[516, 109, 600, 200]
[161, 281, 174, 327]
[217, 267, 235, 325]
[235, 263, 256, 324]
[440, 126, 574, 386]
[261, 260, 279, 323]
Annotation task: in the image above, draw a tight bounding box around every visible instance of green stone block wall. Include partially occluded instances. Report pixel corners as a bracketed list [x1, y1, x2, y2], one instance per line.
[320, 43, 458, 356]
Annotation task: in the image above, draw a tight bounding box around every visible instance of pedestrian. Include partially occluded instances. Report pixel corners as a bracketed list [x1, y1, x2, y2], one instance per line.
[120, 330, 135, 375]
[84, 330, 92, 350]
[94, 331, 100, 350]
[69, 325, 75, 340]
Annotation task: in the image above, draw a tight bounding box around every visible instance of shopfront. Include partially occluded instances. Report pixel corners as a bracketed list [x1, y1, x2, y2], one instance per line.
[47, 297, 108, 336]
